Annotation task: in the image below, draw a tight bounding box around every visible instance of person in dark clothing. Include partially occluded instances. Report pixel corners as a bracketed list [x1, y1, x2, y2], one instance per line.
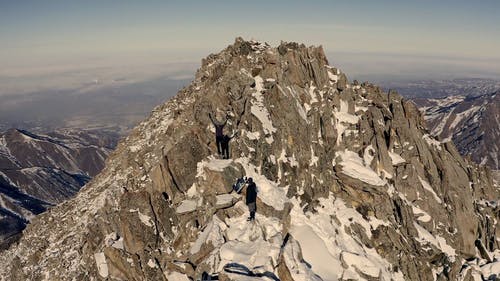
[209, 112, 227, 156]
[221, 131, 238, 159]
[245, 177, 257, 221]
[201, 271, 212, 281]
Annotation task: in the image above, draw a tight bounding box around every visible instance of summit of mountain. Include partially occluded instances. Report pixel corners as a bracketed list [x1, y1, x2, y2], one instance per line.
[0, 38, 498, 280]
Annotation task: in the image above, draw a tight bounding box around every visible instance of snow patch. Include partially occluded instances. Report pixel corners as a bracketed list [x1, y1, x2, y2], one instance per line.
[176, 200, 197, 214]
[290, 195, 404, 281]
[94, 252, 108, 278]
[196, 156, 233, 180]
[423, 134, 442, 151]
[215, 194, 237, 208]
[414, 222, 456, 261]
[190, 216, 226, 254]
[147, 259, 157, 268]
[165, 271, 190, 281]
[235, 157, 289, 211]
[335, 149, 386, 186]
[250, 75, 277, 143]
[309, 146, 319, 167]
[418, 176, 442, 204]
[389, 151, 406, 165]
[129, 208, 154, 227]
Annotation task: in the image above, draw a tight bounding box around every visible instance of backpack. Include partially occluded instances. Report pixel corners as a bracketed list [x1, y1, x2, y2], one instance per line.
[201, 272, 211, 281]
[232, 177, 247, 193]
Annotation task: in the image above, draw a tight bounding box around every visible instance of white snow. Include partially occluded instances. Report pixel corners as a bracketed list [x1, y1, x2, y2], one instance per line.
[430, 110, 453, 136]
[94, 252, 109, 278]
[412, 205, 432, 223]
[327, 69, 338, 82]
[290, 195, 404, 281]
[129, 208, 154, 227]
[335, 149, 387, 186]
[129, 145, 141, 153]
[147, 259, 157, 268]
[413, 222, 456, 261]
[250, 75, 277, 143]
[215, 194, 237, 207]
[176, 200, 198, 214]
[291, 223, 340, 280]
[190, 216, 226, 254]
[478, 260, 500, 279]
[449, 105, 480, 130]
[235, 157, 289, 210]
[389, 151, 406, 165]
[244, 130, 260, 140]
[186, 184, 198, 198]
[282, 237, 323, 281]
[333, 99, 359, 145]
[196, 156, 233, 180]
[282, 85, 308, 122]
[418, 176, 442, 204]
[165, 271, 190, 281]
[218, 203, 283, 275]
[335, 100, 359, 124]
[355, 105, 369, 112]
[341, 252, 383, 278]
[307, 83, 319, 104]
[104, 232, 124, 249]
[309, 146, 319, 167]
[423, 134, 442, 151]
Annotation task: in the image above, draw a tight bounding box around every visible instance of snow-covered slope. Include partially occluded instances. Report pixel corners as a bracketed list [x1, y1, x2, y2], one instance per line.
[0, 128, 117, 249]
[0, 38, 498, 281]
[415, 91, 499, 169]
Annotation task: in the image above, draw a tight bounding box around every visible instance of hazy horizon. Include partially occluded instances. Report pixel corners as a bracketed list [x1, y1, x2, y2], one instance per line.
[1, 0, 499, 95]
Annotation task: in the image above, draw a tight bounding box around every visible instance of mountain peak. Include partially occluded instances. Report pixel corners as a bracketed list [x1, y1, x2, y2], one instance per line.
[1, 39, 498, 281]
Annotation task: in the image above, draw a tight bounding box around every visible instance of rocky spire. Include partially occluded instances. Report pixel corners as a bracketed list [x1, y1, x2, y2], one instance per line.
[0, 38, 498, 280]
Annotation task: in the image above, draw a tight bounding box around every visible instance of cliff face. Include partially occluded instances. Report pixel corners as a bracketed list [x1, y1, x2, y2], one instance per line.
[1, 38, 498, 281]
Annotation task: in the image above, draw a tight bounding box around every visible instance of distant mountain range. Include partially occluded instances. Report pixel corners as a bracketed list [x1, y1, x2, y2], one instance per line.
[413, 91, 499, 170]
[381, 78, 500, 99]
[0, 128, 119, 249]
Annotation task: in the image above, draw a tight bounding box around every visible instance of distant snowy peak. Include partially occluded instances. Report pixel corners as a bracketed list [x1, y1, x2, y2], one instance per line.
[0, 128, 116, 249]
[0, 38, 498, 281]
[416, 91, 499, 169]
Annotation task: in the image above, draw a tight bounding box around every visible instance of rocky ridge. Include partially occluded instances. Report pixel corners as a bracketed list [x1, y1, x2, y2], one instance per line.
[0, 38, 498, 280]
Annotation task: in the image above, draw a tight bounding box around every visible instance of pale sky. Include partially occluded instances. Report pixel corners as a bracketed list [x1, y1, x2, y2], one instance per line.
[1, 0, 499, 84]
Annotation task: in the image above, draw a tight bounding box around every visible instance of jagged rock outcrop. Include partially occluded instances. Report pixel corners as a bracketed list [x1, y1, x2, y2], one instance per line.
[0, 128, 117, 249]
[0, 38, 498, 281]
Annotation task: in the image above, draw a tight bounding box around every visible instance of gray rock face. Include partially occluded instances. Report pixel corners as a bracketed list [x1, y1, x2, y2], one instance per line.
[0, 128, 117, 249]
[0, 38, 498, 281]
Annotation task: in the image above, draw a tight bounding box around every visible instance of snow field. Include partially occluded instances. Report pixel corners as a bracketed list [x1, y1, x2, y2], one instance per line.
[290, 195, 404, 281]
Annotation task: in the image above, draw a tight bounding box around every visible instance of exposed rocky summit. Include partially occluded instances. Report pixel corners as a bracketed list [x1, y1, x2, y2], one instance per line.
[415, 92, 499, 170]
[0, 128, 117, 249]
[0, 38, 498, 280]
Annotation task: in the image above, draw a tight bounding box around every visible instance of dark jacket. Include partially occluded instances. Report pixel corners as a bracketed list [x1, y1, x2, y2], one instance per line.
[222, 132, 237, 145]
[246, 182, 257, 204]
